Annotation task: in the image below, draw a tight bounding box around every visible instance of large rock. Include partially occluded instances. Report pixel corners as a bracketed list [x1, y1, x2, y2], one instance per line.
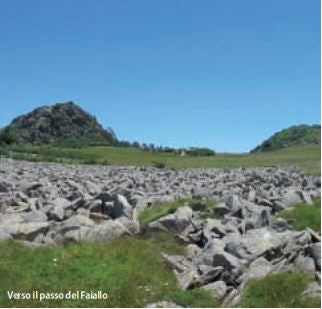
[243, 257, 273, 281]
[113, 194, 133, 219]
[238, 228, 286, 257]
[213, 250, 243, 271]
[147, 206, 193, 233]
[281, 190, 302, 207]
[14, 222, 49, 241]
[306, 242, 321, 270]
[201, 280, 227, 300]
[63, 220, 129, 243]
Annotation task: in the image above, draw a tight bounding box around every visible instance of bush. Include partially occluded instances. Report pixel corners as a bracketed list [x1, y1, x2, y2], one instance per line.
[152, 160, 166, 169]
[239, 272, 320, 308]
[0, 128, 18, 145]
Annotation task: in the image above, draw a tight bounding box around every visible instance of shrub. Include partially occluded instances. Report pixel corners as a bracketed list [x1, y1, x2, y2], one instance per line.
[152, 160, 166, 169]
[0, 128, 18, 145]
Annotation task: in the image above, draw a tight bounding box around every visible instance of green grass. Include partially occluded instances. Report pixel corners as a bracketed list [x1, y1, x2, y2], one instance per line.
[166, 289, 219, 308]
[138, 198, 218, 225]
[0, 144, 320, 175]
[0, 233, 218, 308]
[139, 198, 191, 225]
[239, 272, 321, 308]
[277, 198, 321, 231]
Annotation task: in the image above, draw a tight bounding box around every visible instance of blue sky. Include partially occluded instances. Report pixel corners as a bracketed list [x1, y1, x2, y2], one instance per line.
[0, 0, 320, 152]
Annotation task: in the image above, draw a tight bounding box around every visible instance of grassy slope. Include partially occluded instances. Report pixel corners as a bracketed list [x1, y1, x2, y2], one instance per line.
[0, 234, 218, 308]
[0, 144, 320, 175]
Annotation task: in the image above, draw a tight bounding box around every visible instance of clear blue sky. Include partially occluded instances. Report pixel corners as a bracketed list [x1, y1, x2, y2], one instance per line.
[0, 0, 320, 152]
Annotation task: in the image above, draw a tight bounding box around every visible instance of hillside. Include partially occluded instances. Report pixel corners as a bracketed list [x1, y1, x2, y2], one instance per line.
[251, 124, 321, 152]
[0, 102, 118, 146]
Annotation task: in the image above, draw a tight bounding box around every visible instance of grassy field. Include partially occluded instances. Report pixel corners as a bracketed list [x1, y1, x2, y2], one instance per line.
[0, 233, 218, 308]
[0, 144, 320, 175]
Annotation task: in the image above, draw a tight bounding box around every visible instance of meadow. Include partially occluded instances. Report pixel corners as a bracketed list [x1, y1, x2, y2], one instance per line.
[0, 144, 320, 175]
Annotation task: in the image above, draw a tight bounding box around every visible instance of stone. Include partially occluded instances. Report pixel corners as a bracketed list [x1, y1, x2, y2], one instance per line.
[147, 206, 193, 233]
[306, 242, 321, 270]
[239, 228, 285, 257]
[186, 244, 202, 257]
[201, 280, 227, 300]
[282, 190, 302, 207]
[0, 227, 12, 241]
[23, 210, 47, 223]
[64, 220, 129, 243]
[14, 222, 49, 241]
[62, 215, 95, 227]
[213, 203, 230, 216]
[113, 194, 133, 219]
[145, 301, 182, 308]
[293, 254, 316, 275]
[192, 266, 224, 287]
[271, 218, 292, 232]
[244, 257, 273, 280]
[48, 207, 65, 221]
[302, 281, 321, 299]
[86, 199, 103, 212]
[213, 249, 243, 271]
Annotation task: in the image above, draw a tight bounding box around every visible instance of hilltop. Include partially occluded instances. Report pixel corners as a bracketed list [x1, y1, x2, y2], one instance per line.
[0, 102, 119, 146]
[251, 124, 321, 152]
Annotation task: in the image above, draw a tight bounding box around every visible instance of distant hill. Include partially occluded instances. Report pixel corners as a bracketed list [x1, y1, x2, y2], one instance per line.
[0, 102, 119, 146]
[251, 124, 321, 152]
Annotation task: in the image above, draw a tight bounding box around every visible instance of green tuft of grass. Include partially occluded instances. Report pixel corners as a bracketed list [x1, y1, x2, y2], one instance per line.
[138, 198, 218, 225]
[239, 272, 321, 308]
[139, 198, 190, 225]
[0, 234, 190, 308]
[166, 288, 219, 308]
[277, 198, 321, 231]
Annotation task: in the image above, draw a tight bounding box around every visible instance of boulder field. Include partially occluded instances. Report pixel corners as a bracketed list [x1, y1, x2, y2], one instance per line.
[0, 159, 320, 305]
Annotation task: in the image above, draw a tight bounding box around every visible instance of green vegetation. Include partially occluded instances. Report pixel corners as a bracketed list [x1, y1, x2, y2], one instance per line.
[0, 144, 320, 175]
[0, 102, 119, 147]
[139, 198, 191, 225]
[239, 272, 320, 308]
[185, 147, 215, 156]
[166, 289, 219, 308]
[152, 160, 167, 169]
[139, 198, 218, 225]
[252, 124, 320, 152]
[278, 198, 321, 231]
[0, 234, 217, 308]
